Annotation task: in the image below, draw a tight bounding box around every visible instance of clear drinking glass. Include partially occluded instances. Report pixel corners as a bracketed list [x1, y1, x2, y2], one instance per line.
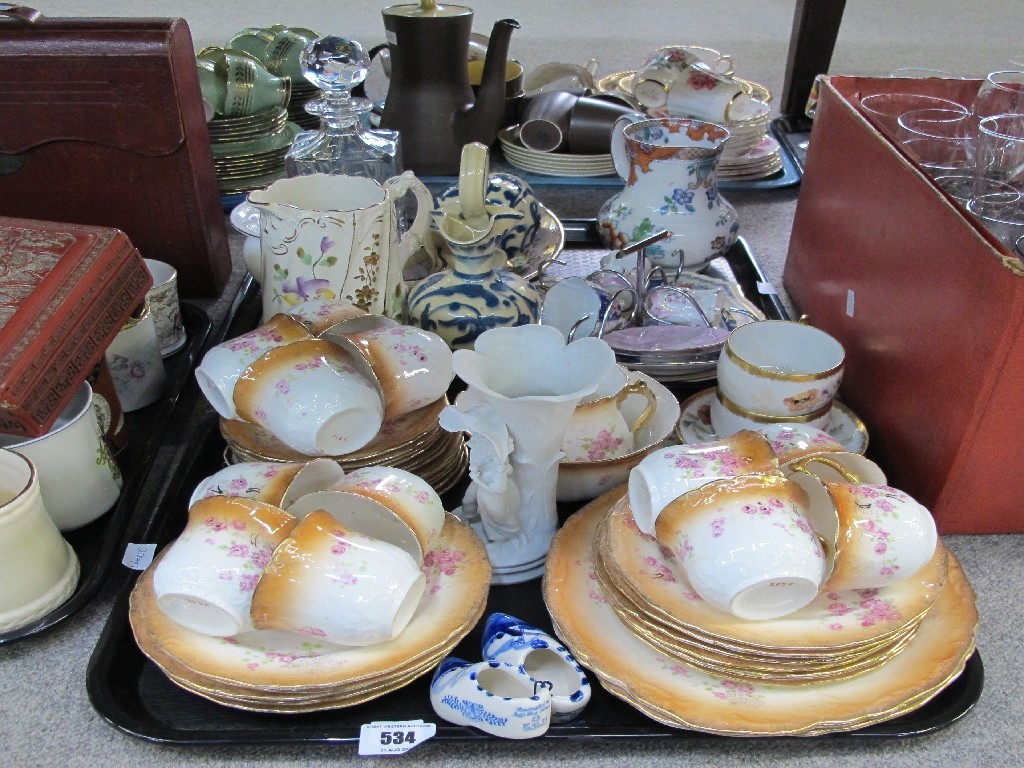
[975, 113, 1024, 195]
[895, 108, 976, 175]
[859, 93, 969, 137]
[971, 71, 1024, 120]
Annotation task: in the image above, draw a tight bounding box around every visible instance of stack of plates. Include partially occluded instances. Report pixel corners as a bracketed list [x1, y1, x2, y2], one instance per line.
[544, 487, 979, 736]
[129, 512, 490, 713]
[221, 396, 468, 496]
[207, 106, 300, 195]
[498, 127, 616, 177]
[288, 82, 322, 130]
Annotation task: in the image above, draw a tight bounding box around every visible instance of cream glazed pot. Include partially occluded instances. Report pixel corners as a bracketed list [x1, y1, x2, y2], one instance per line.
[597, 117, 739, 270]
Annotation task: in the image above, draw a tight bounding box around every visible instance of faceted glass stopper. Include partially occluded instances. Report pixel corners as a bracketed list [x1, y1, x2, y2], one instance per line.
[301, 36, 369, 93]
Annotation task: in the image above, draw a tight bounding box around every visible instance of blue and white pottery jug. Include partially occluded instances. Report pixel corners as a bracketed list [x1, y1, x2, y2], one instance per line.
[597, 117, 739, 270]
[405, 204, 540, 349]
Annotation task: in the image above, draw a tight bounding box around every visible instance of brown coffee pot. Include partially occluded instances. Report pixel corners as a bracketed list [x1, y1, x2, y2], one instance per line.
[379, 1, 518, 175]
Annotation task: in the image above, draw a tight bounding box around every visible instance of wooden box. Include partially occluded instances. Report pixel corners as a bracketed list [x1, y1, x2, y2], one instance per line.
[0, 216, 151, 437]
[783, 75, 1024, 534]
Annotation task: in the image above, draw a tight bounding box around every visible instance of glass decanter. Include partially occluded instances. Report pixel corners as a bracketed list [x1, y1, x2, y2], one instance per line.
[284, 36, 403, 182]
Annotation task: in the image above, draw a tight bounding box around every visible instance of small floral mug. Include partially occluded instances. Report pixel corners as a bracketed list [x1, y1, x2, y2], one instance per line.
[562, 379, 657, 463]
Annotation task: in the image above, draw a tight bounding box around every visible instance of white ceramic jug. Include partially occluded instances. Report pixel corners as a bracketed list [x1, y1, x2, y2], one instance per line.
[246, 172, 432, 321]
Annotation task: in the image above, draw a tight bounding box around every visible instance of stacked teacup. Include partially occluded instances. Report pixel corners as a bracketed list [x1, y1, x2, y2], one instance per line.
[710, 320, 845, 438]
[194, 299, 464, 493]
[128, 456, 490, 711]
[543, 426, 971, 701]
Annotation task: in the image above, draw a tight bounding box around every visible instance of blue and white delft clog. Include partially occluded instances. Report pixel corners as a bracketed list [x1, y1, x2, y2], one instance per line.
[481, 612, 591, 723]
[429, 657, 551, 739]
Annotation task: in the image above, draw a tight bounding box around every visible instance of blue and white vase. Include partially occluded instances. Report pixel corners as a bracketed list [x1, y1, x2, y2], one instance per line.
[481, 612, 591, 723]
[406, 205, 540, 350]
[596, 117, 739, 271]
[429, 657, 552, 739]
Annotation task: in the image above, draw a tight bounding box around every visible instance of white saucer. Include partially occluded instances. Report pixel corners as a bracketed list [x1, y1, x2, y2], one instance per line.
[675, 387, 869, 454]
[229, 201, 260, 238]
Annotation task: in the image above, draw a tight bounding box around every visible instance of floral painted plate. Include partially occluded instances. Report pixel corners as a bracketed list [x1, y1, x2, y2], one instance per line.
[542, 489, 978, 736]
[676, 387, 870, 455]
[129, 512, 489, 700]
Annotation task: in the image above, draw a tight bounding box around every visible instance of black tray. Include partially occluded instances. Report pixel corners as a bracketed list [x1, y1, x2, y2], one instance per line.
[0, 302, 212, 645]
[86, 237, 981, 745]
[771, 115, 813, 177]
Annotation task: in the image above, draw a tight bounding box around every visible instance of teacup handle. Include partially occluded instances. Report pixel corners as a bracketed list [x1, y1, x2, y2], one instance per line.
[788, 455, 862, 484]
[610, 113, 645, 181]
[714, 54, 735, 77]
[614, 379, 657, 436]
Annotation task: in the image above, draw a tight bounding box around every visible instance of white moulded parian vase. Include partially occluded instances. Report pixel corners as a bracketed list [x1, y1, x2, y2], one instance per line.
[443, 324, 616, 583]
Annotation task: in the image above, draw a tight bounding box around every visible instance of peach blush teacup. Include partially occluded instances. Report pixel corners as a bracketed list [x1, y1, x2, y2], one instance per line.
[327, 465, 445, 553]
[195, 313, 312, 420]
[325, 323, 454, 421]
[151, 496, 297, 637]
[627, 429, 781, 536]
[654, 474, 826, 620]
[188, 458, 346, 510]
[286, 489, 424, 565]
[789, 475, 938, 592]
[717, 320, 845, 419]
[233, 338, 385, 457]
[249, 509, 426, 647]
[562, 378, 657, 463]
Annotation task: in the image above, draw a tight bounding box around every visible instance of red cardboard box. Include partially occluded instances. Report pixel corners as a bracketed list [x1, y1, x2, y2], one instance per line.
[0, 216, 151, 437]
[784, 75, 1024, 534]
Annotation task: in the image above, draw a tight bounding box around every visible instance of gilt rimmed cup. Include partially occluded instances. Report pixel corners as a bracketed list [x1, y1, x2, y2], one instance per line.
[628, 429, 781, 535]
[0, 450, 79, 632]
[195, 313, 312, 420]
[789, 474, 938, 593]
[717, 320, 845, 420]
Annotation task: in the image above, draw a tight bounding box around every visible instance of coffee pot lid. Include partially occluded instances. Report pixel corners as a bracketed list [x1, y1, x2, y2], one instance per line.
[384, 0, 471, 18]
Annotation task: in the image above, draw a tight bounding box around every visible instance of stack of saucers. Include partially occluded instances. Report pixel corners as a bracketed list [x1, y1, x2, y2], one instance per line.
[543, 484, 979, 736]
[207, 106, 300, 195]
[129, 512, 489, 713]
[498, 127, 616, 177]
[221, 396, 468, 496]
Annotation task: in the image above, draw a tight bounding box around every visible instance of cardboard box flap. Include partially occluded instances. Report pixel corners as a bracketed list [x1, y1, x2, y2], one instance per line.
[0, 19, 187, 155]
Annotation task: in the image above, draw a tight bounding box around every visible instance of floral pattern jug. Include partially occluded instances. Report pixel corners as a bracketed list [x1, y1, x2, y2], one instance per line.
[246, 172, 432, 322]
[597, 117, 739, 271]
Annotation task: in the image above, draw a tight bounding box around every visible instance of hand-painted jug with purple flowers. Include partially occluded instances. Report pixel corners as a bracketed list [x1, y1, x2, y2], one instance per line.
[246, 171, 432, 322]
[597, 117, 738, 271]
